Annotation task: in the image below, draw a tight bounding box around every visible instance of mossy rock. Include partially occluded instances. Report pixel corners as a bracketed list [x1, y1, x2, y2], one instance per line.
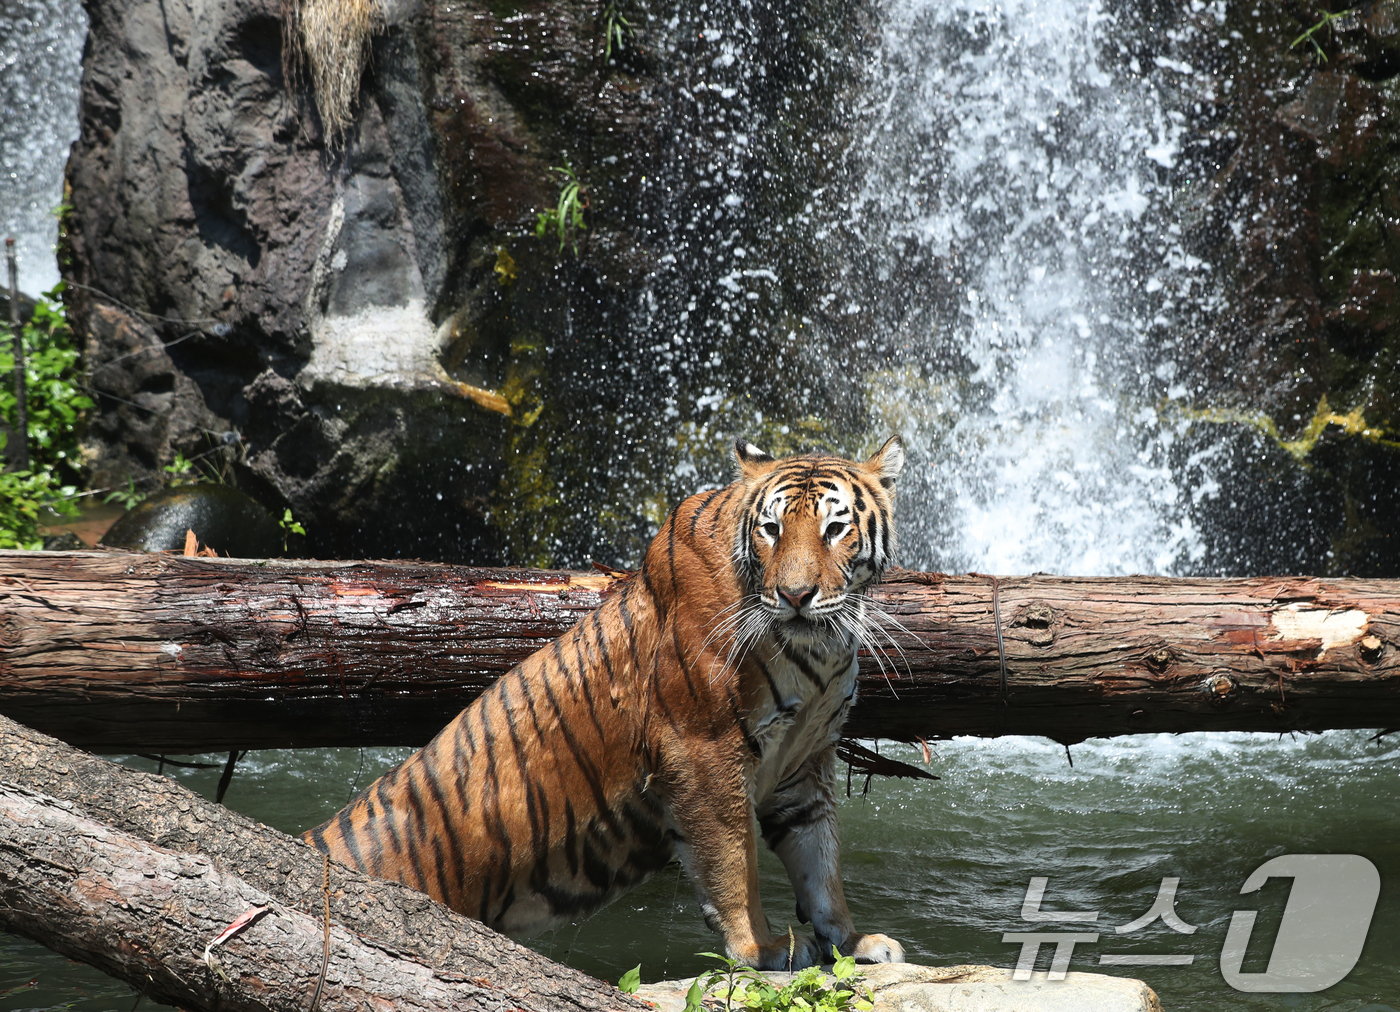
[100, 485, 284, 558]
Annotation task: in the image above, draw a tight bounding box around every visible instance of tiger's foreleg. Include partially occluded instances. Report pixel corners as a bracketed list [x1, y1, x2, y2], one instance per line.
[665, 743, 825, 970]
[759, 747, 905, 964]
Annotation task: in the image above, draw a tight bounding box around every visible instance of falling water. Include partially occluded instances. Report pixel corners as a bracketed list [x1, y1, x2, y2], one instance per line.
[1, 3, 1396, 1011]
[851, 0, 1226, 576]
[0, 0, 87, 296]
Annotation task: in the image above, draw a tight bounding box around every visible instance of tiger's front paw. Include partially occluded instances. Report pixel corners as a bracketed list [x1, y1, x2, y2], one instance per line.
[839, 932, 905, 964]
[732, 933, 824, 971]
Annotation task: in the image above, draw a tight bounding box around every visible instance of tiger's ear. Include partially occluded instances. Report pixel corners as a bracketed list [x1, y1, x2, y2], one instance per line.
[733, 438, 775, 480]
[865, 435, 906, 489]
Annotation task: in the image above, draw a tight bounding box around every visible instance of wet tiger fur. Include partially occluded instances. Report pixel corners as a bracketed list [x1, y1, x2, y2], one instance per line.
[304, 436, 908, 969]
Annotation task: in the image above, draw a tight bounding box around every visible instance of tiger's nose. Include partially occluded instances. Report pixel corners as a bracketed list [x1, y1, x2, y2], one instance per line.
[778, 585, 817, 610]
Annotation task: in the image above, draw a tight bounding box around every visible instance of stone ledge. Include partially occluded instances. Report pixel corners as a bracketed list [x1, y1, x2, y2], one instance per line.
[635, 962, 1163, 1012]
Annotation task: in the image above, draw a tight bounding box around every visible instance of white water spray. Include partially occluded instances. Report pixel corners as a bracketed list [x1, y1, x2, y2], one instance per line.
[857, 0, 1227, 575]
[0, 0, 87, 296]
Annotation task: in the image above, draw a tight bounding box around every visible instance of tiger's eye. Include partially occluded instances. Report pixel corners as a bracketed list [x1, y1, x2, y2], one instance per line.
[825, 522, 847, 540]
[762, 521, 781, 538]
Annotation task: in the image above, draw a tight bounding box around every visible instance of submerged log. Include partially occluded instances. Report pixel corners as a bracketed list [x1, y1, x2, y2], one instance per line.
[2, 550, 1399, 750]
[0, 714, 648, 1012]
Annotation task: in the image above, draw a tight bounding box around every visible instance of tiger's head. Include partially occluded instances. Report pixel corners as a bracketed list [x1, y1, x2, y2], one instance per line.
[731, 436, 905, 650]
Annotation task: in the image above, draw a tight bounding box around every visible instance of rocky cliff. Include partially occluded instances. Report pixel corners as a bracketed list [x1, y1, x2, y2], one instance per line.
[63, 0, 1400, 571]
[64, 0, 874, 562]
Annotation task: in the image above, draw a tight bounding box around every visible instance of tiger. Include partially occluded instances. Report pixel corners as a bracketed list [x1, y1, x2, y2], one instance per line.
[304, 436, 908, 970]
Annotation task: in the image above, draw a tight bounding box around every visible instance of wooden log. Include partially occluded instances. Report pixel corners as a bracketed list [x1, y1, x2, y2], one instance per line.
[0, 713, 648, 1012]
[2, 550, 1399, 749]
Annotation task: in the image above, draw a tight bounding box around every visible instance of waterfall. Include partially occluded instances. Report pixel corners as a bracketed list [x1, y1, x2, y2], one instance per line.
[0, 0, 87, 296]
[855, 0, 1227, 575]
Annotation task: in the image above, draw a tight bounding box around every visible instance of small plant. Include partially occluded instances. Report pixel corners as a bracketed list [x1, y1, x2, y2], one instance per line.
[534, 164, 589, 254]
[602, 0, 634, 63]
[279, 508, 307, 551]
[681, 949, 874, 1012]
[1290, 7, 1356, 62]
[617, 964, 641, 994]
[163, 451, 199, 485]
[103, 475, 146, 512]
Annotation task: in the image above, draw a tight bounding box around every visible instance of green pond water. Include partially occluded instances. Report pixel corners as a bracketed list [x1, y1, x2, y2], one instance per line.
[3, 731, 1397, 1011]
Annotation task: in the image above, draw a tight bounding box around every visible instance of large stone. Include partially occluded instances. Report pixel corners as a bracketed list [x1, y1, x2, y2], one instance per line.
[636, 964, 1163, 1012]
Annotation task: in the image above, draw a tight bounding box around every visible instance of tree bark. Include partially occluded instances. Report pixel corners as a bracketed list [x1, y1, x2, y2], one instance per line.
[3, 550, 1399, 749]
[0, 714, 649, 1012]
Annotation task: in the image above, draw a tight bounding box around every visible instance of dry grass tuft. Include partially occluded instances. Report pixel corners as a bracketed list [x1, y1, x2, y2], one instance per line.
[282, 0, 382, 146]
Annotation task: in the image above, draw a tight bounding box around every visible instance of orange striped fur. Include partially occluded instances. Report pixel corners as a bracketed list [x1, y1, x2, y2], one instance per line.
[304, 437, 908, 969]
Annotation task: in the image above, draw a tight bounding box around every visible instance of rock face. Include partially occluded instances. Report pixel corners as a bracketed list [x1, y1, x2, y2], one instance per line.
[65, 0, 874, 563]
[63, 0, 1400, 570]
[67, 0, 503, 560]
[1163, 3, 1400, 576]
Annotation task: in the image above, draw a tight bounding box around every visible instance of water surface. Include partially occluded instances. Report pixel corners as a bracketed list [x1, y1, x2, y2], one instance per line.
[4, 732, 1395, 1010]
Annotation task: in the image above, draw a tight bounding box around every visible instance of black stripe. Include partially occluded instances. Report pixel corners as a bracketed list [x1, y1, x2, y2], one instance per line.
[419, 750, 469, 904]
[402, 760, 431, 848]
[359, 790, 385, 874]
[708, 487, 737, 538]
[619, 585, 645, 678]
[581, 835, 614, 892]
[757, 656, 783, 705]
[621, 799, 667, 850]
[428, 829, 454, 909]
[689, 489, 723, 536]
[670, 618, 701, 700]
[499, 674, 541, 859]
[373, 776, 410, 867]
[477, 705, 514, 874]
[449, 722, 474, 821]
[783, 642, 827, 691]
[590, 610, 619, 689]
[533, 778, 552, 862]
[572, 629, 609, 740]
[335, 806, 367, 870]
[728, 686, 763, 758]
[538, 662, 623, 839]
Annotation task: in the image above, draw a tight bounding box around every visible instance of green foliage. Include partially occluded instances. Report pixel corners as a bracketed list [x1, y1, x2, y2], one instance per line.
[534, 165, 588, 254]
[1290, 8, 1355, 61]
[0, 285, 90, 549]
[0, 286, 93, 472]
[104, 475, 145, 511]
[602, 0, 633, 63]
[0, 469, 78, 550]
[163, 450, 199, 485]
[682, 950, 874, 1012]
[279, 508, 307, 551]
[617, 964, 641, 995]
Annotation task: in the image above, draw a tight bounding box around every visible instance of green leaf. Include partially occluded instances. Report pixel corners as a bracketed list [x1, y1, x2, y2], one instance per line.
[618, 964, 641, 994]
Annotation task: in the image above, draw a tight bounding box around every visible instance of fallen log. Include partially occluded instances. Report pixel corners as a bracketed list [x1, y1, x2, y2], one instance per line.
[0, 713, 648, 1012]
[2, 550, 1399, 749]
